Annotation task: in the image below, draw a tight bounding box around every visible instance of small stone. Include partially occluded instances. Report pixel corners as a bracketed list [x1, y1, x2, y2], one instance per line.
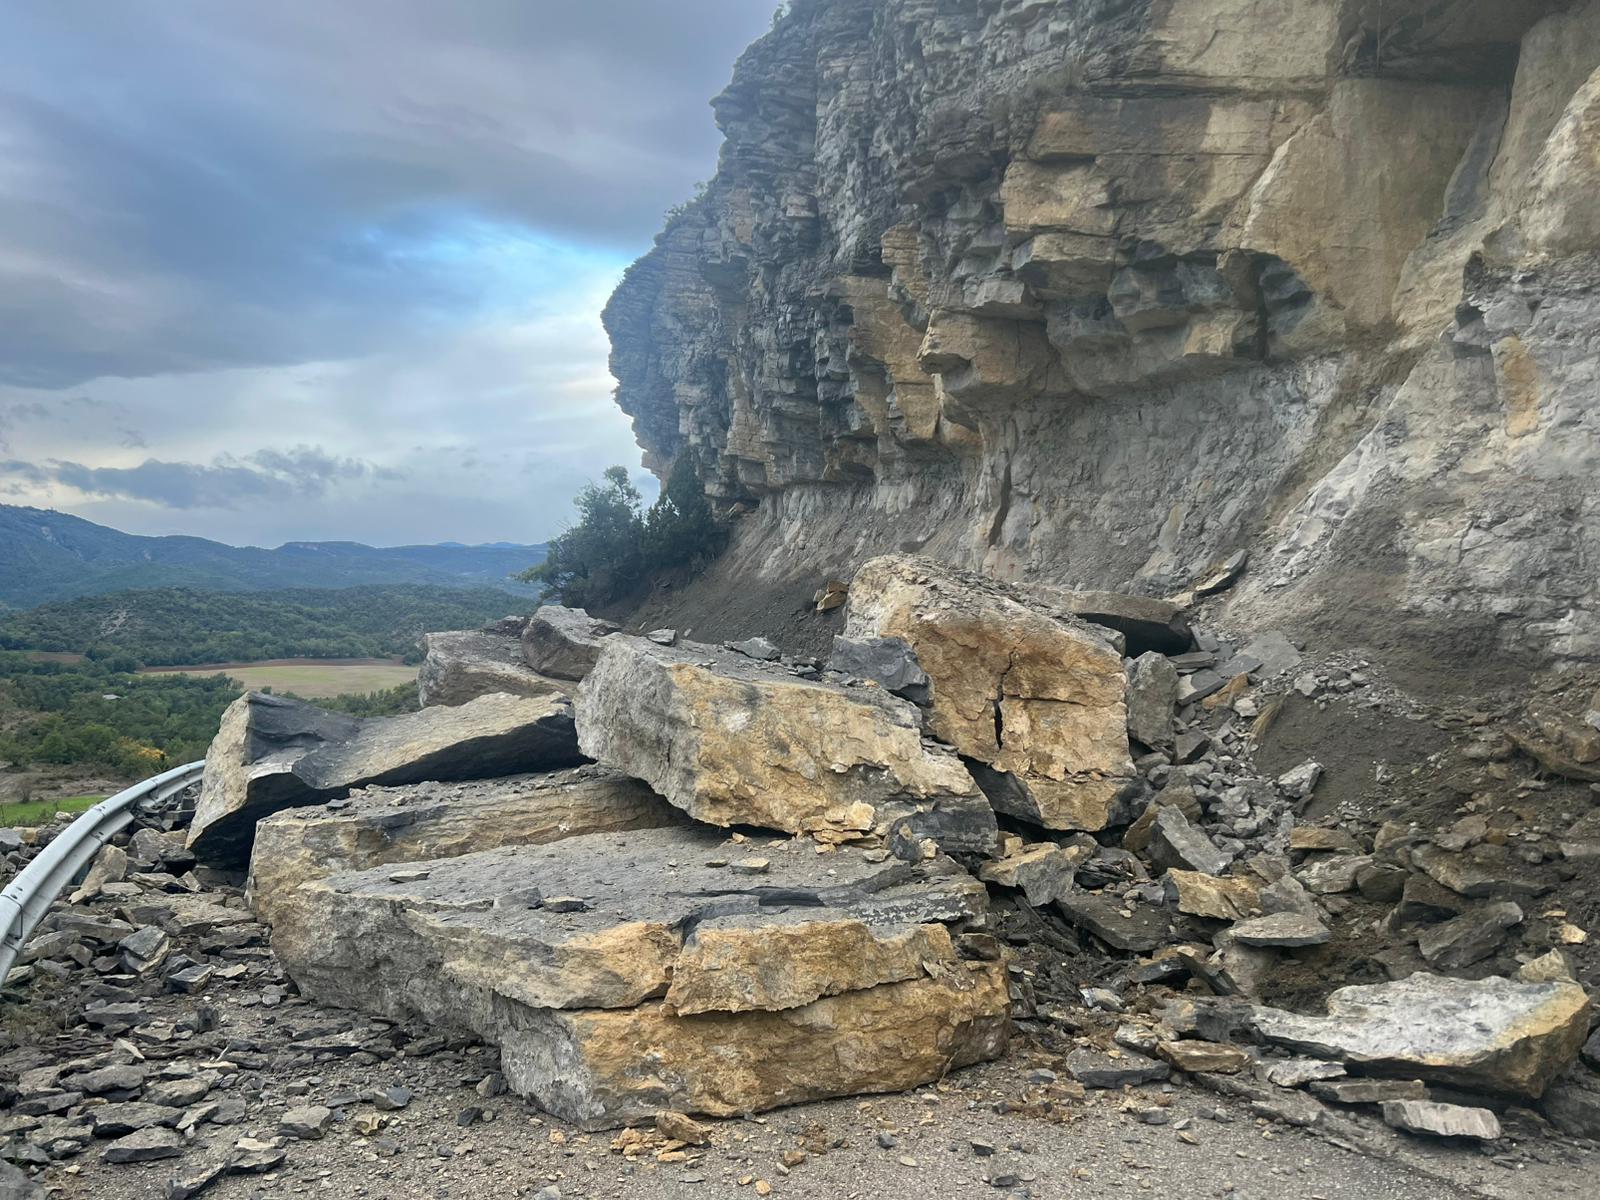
[1309, 1078, 1428, 1105]
[1381, 1100, 1501, 1140]
[728, 637, 780, 662]
[166, 964, 214, 994]
[1417, 902, 1522, 970]
[164, 1160, 226, 1200]
[1276, 762, 1322, 801]
[1263, 1059, 1346, 1088]
[1065, 1047, 1169, 1089]
[655, 1111, 711, 1145]
[1157, 1041, 1250, 1075]
[1147, 807, 1231, 876]
[730, 858, 771, 876]
[279, 1105, 333, 1140]
[90, 1103, 181, 1137]
[646, 629, 678, 646]
[145, 1078, 212, 1108]
[1228, 912, 1330, 948]
[102, 1127, 184, 1164]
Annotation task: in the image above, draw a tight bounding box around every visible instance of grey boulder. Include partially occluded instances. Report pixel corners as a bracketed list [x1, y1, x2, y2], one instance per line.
[1252, 973, 1591, 1099]
[189, 691, 582, 865]
[418, 628, 568, 707]
[521, 605, 619, 680]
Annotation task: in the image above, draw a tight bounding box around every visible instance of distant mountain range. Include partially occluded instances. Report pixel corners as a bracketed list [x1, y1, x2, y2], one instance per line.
[0, 504, 545, 608]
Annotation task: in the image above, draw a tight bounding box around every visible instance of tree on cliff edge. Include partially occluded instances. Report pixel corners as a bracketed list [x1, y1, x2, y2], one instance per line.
[523, 460, 726, 609]
[520, 467, 645, 608]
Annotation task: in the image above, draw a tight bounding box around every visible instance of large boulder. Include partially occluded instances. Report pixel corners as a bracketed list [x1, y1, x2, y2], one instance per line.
[270, 826, 1009, 1127]
[1251, 973, 1591, 1099]
[575, 635, 996, 857]
[522, 605, 619, 680]
[845, 555, 1135, 831]
[189, 692, 582, 865]
[417, 628, 568, 707]
[247, 766, 681, 923]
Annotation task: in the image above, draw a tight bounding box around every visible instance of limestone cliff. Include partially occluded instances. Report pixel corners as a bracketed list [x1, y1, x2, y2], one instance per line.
[603, 0, 1600, 684]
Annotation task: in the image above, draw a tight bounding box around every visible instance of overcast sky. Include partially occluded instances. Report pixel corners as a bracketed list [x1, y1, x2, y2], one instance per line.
[0, 0, 773, 547]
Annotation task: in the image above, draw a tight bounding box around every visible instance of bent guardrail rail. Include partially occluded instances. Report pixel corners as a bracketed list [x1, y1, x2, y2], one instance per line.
[0, 759, 205, 982]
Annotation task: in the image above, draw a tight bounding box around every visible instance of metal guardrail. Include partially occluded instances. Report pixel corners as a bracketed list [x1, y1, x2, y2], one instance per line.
[0, 759, 205, 982]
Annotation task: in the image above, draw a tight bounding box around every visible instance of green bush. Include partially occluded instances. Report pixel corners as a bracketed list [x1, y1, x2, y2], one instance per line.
[523, 461, 726, 607]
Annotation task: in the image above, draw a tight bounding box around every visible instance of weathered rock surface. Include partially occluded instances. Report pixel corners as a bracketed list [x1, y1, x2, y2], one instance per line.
[417, 628, 568, 707]
[189, 692, 582, 865]
[522, 605, 618, 680]
[575, 633, 995, 857]
[247, 767, 681, 923]
[603, 0, 1600, 686]
[268, 826, 1008, 1127]
[1381, 1099, 1502, 1141]
[1251, 974, 1591, 1099]
[845, 555, 1134, 830]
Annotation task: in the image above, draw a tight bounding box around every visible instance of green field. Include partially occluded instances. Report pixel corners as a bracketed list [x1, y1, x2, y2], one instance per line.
[148, 658, 418, 699]
[0, 794, 103, 826]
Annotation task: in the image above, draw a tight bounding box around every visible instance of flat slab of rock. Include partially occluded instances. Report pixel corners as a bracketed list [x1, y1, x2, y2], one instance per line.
[845, 555, 1134, 831]
[575, 634, 994, 858]
[248, 766, 681, 923]
[418, 628, 569, 707]
[522, 605, 618, 680]
[189, 691, 582, 865]
[1252, 973, 1590, 1098]
[1308, 1077, 1427, 1105]
[1228, 912, 1330, 947]
[1057, 892, 1173, 953]
[270, 825, 1007, 1127]
[1065, 1047, 1169, 1088]
[1382, 1099, 1501, 1140]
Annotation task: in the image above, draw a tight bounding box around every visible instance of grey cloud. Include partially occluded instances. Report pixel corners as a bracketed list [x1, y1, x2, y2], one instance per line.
[1, 445, 390, 510]
[0, 0, 775, 388]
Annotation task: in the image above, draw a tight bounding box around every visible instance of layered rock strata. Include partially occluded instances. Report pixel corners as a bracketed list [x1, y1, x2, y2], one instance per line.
[604, 0, 1600, 683]
[246, 767, 680, 924]
[189, 692, 582, 864]
[574, 634, 997, 857]
[266, 826, 1009, 1127]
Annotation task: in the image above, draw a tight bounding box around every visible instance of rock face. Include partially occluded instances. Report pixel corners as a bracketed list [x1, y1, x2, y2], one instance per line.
[522, 606, 619, 680]
[247, 766, 681, 924]
[845, 555, 1134, 830]
[574, 633, 995, 856]
[417, 628, 568, 707]
[189, 692, 583, 864]
[603, 0, 1600, 683]
[1251, 973, 1591, 1099]
[268, 826, 1009, 1127]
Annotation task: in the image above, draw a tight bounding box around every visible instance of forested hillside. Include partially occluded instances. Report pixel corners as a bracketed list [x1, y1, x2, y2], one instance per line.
[0, 653, 418, 778]
[0, 585, 523, 666]
[0, 504, 544, 607]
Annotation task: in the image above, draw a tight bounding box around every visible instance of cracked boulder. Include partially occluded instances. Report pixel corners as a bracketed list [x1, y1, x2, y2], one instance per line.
[1251, 973, 1591, 1099]
[189, 691, 582, 865]
[845, 555, 1134, 831]
[269, 825, 1008, 1127]
[247, 766, 682, 923]
[575, 634, 995, 857]
[417, 628, 569, 707]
